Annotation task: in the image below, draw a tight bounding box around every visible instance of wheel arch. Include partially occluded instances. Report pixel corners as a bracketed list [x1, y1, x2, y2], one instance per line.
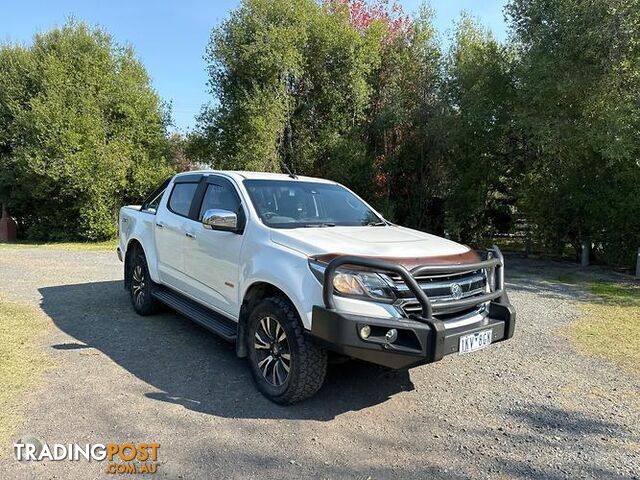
[236, 281, 301, 358]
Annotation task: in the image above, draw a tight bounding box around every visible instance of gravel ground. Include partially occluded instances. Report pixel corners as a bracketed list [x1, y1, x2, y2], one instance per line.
[0, 246, 638, 479]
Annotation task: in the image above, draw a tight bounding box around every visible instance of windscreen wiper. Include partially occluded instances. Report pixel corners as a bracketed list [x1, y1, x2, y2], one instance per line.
[366, 221, 387, 226]
[301, 223, 336, 228]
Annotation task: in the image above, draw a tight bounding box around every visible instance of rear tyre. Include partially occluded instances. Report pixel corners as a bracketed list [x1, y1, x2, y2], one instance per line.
[129, 251, 160, 316]
[247, 297, 327, 404]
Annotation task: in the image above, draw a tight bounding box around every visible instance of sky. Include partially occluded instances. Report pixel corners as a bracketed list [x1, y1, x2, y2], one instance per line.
[0, 0, 508, 133]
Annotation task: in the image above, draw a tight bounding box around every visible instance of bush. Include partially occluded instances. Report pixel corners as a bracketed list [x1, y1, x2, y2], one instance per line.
[0, 20, 174, 241]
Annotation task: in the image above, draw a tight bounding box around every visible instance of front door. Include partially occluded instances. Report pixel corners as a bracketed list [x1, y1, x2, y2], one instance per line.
[184, 176, 246, 318]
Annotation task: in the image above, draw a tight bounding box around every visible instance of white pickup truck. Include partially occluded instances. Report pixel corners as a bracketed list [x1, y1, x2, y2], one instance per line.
[118, 170, 515, 404]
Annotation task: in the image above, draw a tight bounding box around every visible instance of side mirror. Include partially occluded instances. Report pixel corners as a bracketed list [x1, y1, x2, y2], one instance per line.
[202, 208, 238, 232]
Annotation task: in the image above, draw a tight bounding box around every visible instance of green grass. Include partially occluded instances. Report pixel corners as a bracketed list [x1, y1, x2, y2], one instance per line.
[587, 281, 640, 306]
[568, 280, 640, 375]
[553, 273, 579, 284]
[0, 298, 53, 455]
[0, 238, 117, 252]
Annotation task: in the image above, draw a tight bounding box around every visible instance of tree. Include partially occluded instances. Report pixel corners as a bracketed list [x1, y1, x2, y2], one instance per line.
[195, 0, 445, 216]
[0, 20, 174, 241]
[193, 0, 639, 268]
[506, 0, 640, 265]
[441, 14, 519, 244]
[168, 133, 196, 172]
[196, 0, 383, 177]
[364, 5, 446, 230]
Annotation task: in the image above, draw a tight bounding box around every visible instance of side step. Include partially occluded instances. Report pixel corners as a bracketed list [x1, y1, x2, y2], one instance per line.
[152, 287, 237, 342]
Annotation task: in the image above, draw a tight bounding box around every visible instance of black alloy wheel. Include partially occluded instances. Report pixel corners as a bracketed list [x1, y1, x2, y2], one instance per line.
[253, 315, 291, 386]
[129, 251, 160, 316]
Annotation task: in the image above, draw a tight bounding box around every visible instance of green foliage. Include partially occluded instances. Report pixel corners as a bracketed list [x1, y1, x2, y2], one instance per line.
[0, 20, 174, 241]
[507, 0, 640, 265]
[5, 2, 633, 267]
[442, 15, 520, 243]
[367, 5, 446, 230]
[197, 0, 382, 176]
[190, 0, 640, 268]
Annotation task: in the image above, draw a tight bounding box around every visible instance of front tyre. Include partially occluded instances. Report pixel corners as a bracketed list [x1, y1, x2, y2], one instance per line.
[247, 297, 327, 404]
[128, 251, 160, 316]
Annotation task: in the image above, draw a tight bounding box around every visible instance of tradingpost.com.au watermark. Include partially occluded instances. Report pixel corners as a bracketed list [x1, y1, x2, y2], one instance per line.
[14, 436, 160, 475]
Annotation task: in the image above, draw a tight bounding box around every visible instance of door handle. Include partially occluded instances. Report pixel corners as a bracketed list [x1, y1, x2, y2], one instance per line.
[155, 222, 164, 228]
[185, 232, 196, 239]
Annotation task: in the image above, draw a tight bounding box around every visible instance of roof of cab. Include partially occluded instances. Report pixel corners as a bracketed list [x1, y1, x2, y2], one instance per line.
[174, 170, 337, 184]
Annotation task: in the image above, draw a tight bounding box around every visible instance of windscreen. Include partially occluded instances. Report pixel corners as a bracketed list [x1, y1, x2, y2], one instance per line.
[243, 180, 384, 228]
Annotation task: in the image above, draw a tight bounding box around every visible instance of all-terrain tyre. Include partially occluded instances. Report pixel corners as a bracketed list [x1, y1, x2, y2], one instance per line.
[128, 251, 161, 316]
[247, 296, 327, 404]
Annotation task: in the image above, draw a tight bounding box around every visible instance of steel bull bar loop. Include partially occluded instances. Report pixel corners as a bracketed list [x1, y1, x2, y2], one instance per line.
[322, 246, 506, 317]
[320, 246, 509, 363]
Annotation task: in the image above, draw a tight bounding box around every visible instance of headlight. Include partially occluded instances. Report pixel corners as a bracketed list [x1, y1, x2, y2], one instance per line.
[333, 271, 365, 295]
[308, 259, 395, 301]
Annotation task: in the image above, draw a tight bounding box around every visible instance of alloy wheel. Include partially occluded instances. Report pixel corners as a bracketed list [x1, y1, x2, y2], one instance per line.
[254, 316, 291, 386]
[132, 264, 146, 307]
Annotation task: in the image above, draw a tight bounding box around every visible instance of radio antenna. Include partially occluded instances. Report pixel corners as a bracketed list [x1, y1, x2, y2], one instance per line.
[280, 159, 297, 179]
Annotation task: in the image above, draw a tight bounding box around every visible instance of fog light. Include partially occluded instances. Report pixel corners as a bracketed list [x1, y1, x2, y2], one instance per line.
[360, 325, 371, 339]
[385, 328, 398, 343]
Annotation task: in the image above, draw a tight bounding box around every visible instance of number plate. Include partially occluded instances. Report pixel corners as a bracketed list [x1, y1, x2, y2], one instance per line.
[459, 329, 492, 355]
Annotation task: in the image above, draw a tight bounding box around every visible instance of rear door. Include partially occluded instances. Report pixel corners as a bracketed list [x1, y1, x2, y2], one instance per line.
[183, 175, 247, 317]
[154, 174, 201, 291]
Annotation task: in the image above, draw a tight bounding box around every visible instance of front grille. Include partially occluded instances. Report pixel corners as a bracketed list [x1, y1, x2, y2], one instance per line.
[391, 270, 487, 299]
[388, 270, 478, 283]
[391, 269, 489, 318]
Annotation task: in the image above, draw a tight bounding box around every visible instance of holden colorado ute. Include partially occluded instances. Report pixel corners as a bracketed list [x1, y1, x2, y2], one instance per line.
[118, 171, 516, 404]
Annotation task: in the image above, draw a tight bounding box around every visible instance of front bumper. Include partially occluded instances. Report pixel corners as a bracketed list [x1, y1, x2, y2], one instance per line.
[310, 247, 516, 369]
[311, 301, 515, 369]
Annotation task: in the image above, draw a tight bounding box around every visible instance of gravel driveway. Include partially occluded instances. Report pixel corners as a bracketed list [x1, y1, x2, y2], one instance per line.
[0, 246, 638, 479]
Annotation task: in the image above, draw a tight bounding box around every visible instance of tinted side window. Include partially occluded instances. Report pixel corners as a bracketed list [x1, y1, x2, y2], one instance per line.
[199, 183, 240, 219]
[168, 183, 198, 217]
